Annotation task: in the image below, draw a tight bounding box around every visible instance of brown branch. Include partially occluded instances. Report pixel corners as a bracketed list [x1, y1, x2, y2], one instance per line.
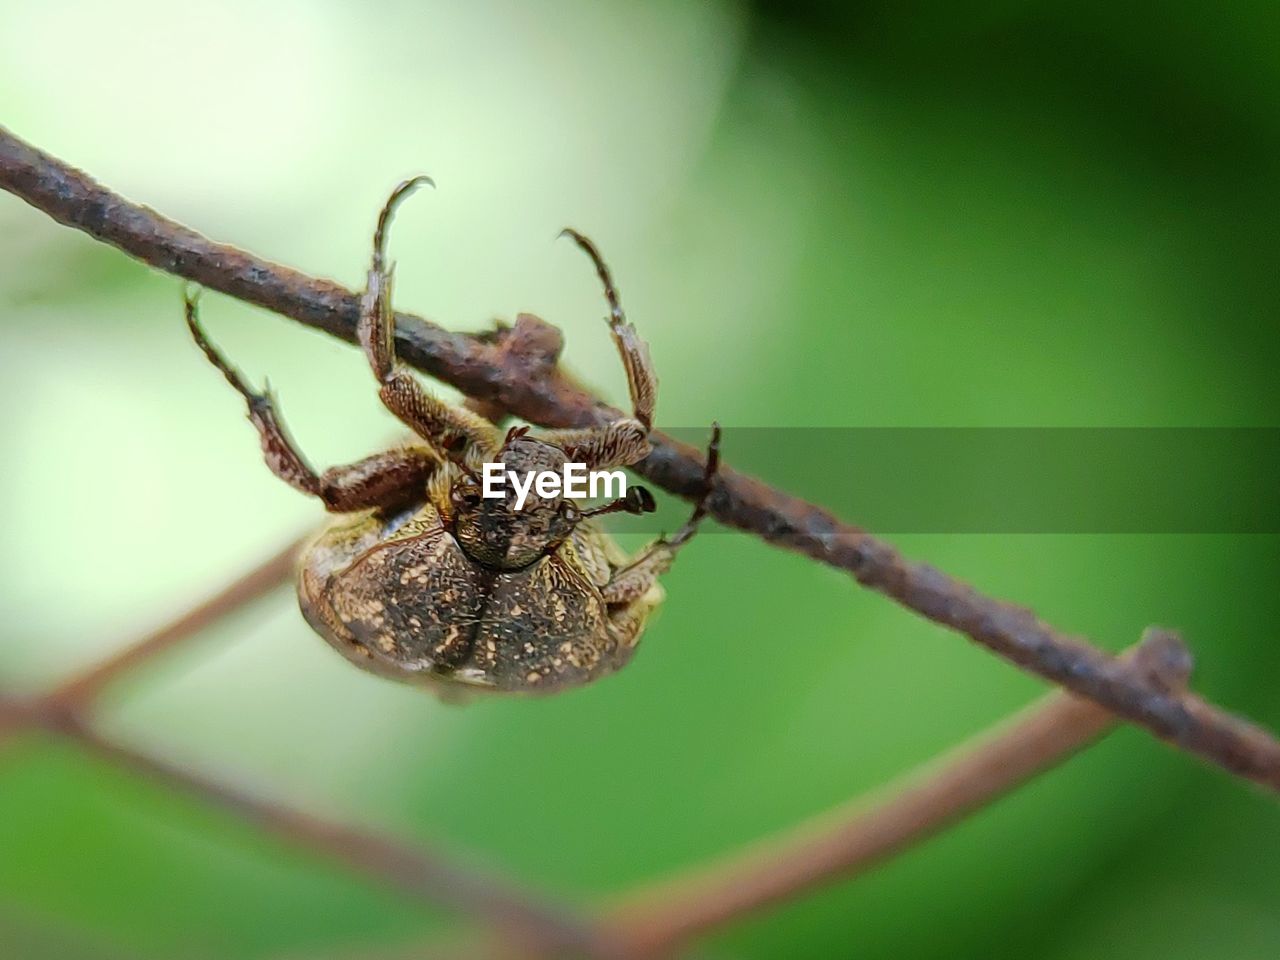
[54, 536, 306, 708]
[0, 539, 613, 957]
[595, 630, 1193, 956]
[0, 537, 302, 748]
[22, 709, 617, 959]
[3, 124, 1279, 791]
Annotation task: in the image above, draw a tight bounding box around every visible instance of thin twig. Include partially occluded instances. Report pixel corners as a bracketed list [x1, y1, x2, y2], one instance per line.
[595, 630, 1193, 956]
[0, 536, 613, 957]
[2, 125, 1278, 790]
[0, 548, 591, 960]
[30, 710, 616, 959]
[55, 536, 306, 707]
[0, 537, 302, 748]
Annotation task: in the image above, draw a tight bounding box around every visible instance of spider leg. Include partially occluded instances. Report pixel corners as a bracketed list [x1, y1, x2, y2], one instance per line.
[559, 228, 657, 432]
[537, 231, 664, 469]
[539, 421, 651, 471]
[599, 423, 720, 604]
[185, 291, 438, 512]
[359, 178, 500, 463]
[606, 587, 664, 651]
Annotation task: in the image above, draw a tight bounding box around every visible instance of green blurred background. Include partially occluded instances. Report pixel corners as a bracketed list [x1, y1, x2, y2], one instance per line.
[1, 1, 1278, 957]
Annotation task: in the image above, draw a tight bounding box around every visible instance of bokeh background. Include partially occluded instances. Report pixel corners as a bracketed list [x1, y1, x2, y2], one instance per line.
[2, 1, 1278, 957]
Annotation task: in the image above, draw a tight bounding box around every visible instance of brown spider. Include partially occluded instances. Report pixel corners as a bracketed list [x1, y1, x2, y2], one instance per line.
[185, 178, 720, 695]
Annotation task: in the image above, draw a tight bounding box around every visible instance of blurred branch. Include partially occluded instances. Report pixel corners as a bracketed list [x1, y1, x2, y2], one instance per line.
[2, 124, 1278, 792]
[373, 631, 1193, 959]
[0, 538, 302, 749]
[55, 536, 306, 707]
[597, 631, 1191, 956]
[14, 708, 615, 959]
[0, 538, 614, 957]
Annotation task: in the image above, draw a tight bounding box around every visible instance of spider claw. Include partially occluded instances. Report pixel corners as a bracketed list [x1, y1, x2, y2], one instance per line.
[559, 227, 624, 327]
[183, 291, 263, 405]
[374, 175, 435, 267]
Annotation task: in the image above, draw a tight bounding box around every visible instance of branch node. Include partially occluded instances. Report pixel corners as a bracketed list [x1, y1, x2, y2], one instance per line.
[1134, 626, 1194, 693]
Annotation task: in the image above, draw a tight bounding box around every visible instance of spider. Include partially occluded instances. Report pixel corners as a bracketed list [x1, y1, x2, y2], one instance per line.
[185, 178, 720, 695]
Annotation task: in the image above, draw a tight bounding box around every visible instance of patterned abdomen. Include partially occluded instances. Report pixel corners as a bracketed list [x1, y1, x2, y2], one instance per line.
[328, 528, 488, 672]
[473, 553, 619, 691]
